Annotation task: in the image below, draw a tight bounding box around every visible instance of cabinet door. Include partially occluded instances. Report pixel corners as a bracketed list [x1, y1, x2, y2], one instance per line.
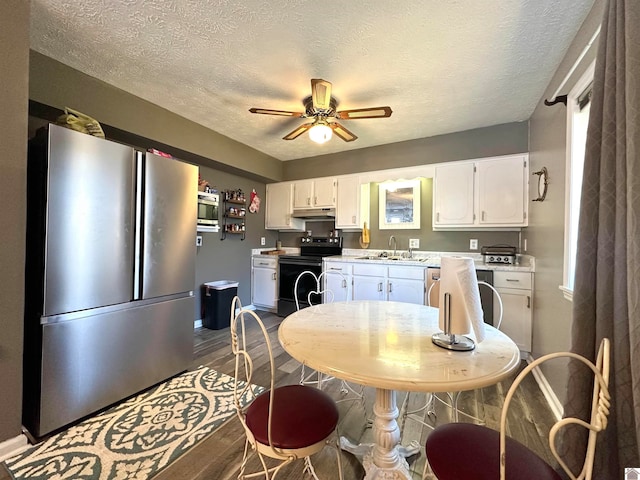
[353, 275, 386, 301]
[324, 267, 351, 302]
[433, 162, 475, 226]
[335, 176, 370, 230]
[266, 182, 304, 231]
[252, 266, 277, 309]
[313, 177, 337, 208]
[388, 278, 425, 305]
[495, 287, 532, 352]
[477, 156, 527, 225]
[293, 179, 313, 208]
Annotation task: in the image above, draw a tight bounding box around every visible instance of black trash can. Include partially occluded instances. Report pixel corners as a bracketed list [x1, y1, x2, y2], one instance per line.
[202, 280, 239, 330]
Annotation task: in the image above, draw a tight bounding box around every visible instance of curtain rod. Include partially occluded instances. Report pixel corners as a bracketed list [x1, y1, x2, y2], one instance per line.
[544, 26, 601, 106]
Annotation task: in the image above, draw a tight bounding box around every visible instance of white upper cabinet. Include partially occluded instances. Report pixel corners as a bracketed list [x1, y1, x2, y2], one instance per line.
[265, 182, 305, 231]
[433, 154, 529, 229]
[335, 175, 370, 231]
[293, 177, 337, 209]
[433, 162, 475, 226]
[476, 156, 527, 225]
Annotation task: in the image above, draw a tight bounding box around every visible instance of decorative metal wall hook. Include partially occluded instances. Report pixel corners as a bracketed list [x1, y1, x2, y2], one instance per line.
[532, 167, 549, 202]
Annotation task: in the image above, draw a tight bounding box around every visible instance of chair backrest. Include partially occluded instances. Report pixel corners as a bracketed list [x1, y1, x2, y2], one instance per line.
[427, 278, 503, 329]
[294, 270, 348, 310]
[230, 296, 278, 447]
[499, 338, 611, 480]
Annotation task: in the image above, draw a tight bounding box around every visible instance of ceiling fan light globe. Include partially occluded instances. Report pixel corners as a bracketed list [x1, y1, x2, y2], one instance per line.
[308, 124, 333, 144]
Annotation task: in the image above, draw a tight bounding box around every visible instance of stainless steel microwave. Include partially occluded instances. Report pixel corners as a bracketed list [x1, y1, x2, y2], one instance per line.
[197, 191, 219, 226]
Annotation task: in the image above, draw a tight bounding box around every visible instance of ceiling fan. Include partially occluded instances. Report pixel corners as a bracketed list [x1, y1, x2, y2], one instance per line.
[249, 78, 392, 143]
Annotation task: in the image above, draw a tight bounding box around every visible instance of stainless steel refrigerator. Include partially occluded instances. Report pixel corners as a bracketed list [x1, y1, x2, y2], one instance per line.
[23, 124, 198, 438]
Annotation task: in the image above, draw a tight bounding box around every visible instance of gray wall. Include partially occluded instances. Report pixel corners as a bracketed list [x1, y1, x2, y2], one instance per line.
[283, 122, 529, 180]
[0, 0, 29, 444]
[29, 51, 283, 184]
[194, 165, 278, 319]
[527, 0, 603, 403]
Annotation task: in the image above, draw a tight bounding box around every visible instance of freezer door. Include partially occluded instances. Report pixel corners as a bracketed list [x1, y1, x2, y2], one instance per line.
[43, 125, 136, 316]
[141, 152, 198, 299]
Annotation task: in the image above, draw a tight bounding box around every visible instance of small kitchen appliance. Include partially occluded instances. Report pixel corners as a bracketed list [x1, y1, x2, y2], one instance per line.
[481, 244, 517, 265]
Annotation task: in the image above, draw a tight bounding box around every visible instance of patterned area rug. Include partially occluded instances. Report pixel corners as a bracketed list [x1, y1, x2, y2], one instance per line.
[5, 366, 262, 480]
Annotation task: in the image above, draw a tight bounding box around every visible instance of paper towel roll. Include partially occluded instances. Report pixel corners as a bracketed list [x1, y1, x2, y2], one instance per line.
[438, 256, 486, 343]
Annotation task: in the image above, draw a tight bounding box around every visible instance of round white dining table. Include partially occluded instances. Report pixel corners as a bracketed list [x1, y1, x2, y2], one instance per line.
[278, 300, 521, 480]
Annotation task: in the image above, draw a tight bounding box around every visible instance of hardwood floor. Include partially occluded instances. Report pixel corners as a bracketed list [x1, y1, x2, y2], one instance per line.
[2, 309, 561, 480]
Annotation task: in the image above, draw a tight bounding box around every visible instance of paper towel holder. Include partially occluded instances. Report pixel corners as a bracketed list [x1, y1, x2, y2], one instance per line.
[432, 292, 476, 351]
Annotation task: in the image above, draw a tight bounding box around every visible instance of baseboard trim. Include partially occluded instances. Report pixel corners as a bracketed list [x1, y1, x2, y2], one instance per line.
[527, 354, 564, 421]
[0, 434, 29, 462]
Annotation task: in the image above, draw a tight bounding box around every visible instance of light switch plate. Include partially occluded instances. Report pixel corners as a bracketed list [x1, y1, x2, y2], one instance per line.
[409, 238, 420, 249]
[470, 239, 478, 250]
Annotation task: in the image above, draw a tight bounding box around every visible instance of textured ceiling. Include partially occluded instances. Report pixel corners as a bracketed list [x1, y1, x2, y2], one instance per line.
[30, 0, 596, 161]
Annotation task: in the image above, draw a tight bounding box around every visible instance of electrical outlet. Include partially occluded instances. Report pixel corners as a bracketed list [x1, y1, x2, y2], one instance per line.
[196, 235, 203, 247]
[470, 239, 478, 250]
[260, 237, 266, 246]
[409, 238, 420, 249]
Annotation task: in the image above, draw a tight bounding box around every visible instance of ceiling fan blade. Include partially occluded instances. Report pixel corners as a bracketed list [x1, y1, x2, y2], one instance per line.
[249, 107, 304, 117]
[311, 78, 332, 111]
[336, 106, 393, 119]
[283, 122, 314, 140]
[329, 122, 358, 142]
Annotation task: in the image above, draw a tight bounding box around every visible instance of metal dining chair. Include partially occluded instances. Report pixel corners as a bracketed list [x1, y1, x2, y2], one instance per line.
[294, 270, 364, 403]
[424, 337, 611, 480]
[400, 279, 504, 436]
[230, 296, 344, 479]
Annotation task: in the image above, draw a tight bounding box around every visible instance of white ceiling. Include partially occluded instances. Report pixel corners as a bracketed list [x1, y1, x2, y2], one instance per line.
[30, 0, 596, 161]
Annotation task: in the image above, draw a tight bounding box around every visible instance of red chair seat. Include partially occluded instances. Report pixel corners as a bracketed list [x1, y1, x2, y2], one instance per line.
[426, 423, 563, 480]
[246, 384, 339, 450]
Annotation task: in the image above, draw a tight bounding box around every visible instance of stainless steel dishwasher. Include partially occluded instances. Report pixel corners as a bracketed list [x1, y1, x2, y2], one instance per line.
[426, 267, 495, 326]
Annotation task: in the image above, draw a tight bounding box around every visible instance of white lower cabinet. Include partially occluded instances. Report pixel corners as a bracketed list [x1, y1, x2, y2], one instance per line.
[352, 264, 387, 301]
[493, 271, 533, 352]
[351, 263, 426, 304]
[387, 266, 426, 305]
[251, 256, 278, 311]
[323, 262, 352, 302]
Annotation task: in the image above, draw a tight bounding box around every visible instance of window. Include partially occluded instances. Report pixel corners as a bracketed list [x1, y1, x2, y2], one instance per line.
[561, 61, 595, 301]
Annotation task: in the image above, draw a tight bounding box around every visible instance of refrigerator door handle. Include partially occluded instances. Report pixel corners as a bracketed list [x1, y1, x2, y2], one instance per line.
[133, 151, 143, 300]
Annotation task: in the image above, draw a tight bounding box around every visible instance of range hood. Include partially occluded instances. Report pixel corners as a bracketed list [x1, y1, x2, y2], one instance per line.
[291, 208, 336, 219]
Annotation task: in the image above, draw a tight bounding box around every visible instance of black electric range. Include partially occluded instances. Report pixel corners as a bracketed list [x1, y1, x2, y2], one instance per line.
[277, 236, 343, 316]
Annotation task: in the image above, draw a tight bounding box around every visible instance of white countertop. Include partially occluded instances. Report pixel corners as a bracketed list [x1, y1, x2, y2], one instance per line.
[251, 248, 535, 272]
[325, 249, 535, 272]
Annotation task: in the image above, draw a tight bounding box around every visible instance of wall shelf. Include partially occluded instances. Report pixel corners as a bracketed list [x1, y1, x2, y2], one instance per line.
[221, 189, 246, 240]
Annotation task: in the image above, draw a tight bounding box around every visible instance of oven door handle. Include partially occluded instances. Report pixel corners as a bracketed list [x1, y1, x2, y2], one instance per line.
[279, 260, 323, 267]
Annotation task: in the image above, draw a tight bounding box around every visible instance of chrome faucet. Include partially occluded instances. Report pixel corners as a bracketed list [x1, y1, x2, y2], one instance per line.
[389, 235, 397, 257]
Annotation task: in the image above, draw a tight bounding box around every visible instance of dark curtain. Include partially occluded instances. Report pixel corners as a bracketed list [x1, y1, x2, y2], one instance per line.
[561, 0, 640, 477]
